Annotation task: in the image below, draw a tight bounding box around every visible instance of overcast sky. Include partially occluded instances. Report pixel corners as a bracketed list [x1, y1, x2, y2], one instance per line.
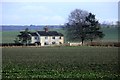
[1, 0, 119, 25]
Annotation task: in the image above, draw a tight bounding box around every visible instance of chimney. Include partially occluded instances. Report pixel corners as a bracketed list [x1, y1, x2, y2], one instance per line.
[44, 26, 48, 32]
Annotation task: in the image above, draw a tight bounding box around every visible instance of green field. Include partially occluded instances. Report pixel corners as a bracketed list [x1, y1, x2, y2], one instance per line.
[1, 31, 20, 43]
[1, 27, 118, 43]
[100, 27, 118, 42]
[2, 46, 119, 79]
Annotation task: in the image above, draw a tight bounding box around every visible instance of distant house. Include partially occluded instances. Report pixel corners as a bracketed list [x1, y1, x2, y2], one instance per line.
[28, 29, 64, 46]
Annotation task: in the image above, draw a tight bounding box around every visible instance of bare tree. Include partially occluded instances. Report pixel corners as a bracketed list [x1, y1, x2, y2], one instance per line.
[65, 9, 89, 45]
[64, 9, 104, 45]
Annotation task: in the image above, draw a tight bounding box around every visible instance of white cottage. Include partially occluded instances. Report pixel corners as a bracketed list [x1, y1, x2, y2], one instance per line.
[29, 29, 64, 46]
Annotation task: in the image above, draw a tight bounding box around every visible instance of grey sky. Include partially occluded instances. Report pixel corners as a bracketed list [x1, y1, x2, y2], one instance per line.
[1, 1, 118, 25]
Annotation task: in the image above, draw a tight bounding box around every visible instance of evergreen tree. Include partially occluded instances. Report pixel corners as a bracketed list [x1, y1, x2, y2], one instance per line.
[17, 28, 31, 46]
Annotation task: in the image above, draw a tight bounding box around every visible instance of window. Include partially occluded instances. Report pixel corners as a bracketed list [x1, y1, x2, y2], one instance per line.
[45, 36, 48, 39]
[44, 42, 48, 45]
[59, 36, 61, 39]
[59, 42, 62, 44]
[44, 42, 47, 45]
[52, 42, 56, 44]
[52, 36, 55, 39]
[34, 36, 38, 40]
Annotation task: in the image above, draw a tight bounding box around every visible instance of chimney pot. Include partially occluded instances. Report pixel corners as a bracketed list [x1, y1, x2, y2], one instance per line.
[44, 26, 48, 32]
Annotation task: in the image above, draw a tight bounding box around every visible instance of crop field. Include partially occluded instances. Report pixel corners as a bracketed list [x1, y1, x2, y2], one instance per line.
[2, 46, 119, 79]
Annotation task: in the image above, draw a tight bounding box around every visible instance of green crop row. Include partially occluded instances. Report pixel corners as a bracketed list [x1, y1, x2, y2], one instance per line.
[2, 46, 119, 79]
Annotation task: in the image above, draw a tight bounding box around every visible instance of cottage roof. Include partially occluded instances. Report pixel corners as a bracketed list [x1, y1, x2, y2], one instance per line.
[29, 32, 38, 36]
[37, 31, 64, 36]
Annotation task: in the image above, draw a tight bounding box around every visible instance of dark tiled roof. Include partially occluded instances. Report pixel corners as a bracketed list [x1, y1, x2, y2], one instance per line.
[37, 31, 64, 36]
[29, 32, 38, 36]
